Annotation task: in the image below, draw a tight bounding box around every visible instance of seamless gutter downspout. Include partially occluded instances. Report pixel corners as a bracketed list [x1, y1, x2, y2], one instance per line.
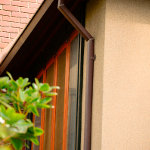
[58, 1, 95, 150]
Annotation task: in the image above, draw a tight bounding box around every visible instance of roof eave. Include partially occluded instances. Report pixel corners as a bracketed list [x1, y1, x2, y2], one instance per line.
[0, 0, 54, 75]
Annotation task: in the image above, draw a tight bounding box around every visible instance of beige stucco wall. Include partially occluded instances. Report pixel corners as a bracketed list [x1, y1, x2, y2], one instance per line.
[83, 0, 150, 149]
[81, 0, 106, 149]
[102, 0, 150, 149]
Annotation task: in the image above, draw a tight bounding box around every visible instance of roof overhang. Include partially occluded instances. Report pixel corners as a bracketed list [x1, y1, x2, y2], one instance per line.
[0, 0, 54, 74]
[0, 0, 86, 79]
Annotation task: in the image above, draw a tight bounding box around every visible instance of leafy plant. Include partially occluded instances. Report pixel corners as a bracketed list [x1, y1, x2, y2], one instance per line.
[0, 73, 59, 150]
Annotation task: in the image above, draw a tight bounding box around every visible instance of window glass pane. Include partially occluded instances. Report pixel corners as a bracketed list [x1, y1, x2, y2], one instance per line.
[67, 36, 79, 150]
[33, 77, 43, 150]
[55, 50, 66, 150]
[43, 64, 54, 150]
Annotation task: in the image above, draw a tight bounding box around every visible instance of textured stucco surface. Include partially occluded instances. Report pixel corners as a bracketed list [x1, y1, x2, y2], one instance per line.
[83, 0, 150, 149]
[81, 0, 106, 149]
[102, 0, 150, 149]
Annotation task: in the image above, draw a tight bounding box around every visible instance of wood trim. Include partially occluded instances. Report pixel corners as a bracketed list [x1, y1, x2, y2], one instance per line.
[40, 70, 46, 150]
[62, 31, 78, 150]
[32, 31, 78, 150]
[62, 43, 70, 150]
[69, 30, 78, 43]
[56, 42, 67, 56]
[37, 69, 44, 79]
[46, 57, 55, 70]
[50, 39, 69, 150]
[50, 58, 58, 150]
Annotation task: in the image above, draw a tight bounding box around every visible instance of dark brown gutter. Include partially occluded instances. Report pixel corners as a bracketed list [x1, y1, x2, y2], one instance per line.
[58, 1, 95, 150]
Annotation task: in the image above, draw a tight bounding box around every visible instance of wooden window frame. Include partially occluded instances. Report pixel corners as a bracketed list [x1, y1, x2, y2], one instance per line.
[31, 31, 78, 150]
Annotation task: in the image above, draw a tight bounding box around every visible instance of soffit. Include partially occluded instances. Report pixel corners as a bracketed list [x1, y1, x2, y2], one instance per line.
[0, 0, 54, 75]
[0, 0, 86, 79]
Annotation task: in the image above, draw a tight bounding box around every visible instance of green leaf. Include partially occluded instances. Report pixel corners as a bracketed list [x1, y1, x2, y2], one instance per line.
[30, 98, 39, 103]
[16, 77, 24, 87]
[10, 81, 18, 91]
[22, 78, 30, 88]
[49, 86, 60, 91]
[35, 78, 40, 88]
[16, 77, 30, 88]
[25, 87, 35, 96]
[0, 106, 25, 124]
[30, 137, 39, 145]
[0, 98, 12, 109]
[17, 127, 35, 140]
[10, 94, 20, 102]
[40, 97, 52, 104]
[34, 127, 43, 136]
[27, 105, 39, 116]
[10, 138, 23, 150]
[0, 105, 10, 121]
[19, 89, 25, 102]
[12, 119, 33, 134]
[0, 73, 59, 149]
[6, 72, 13, 80]
[39, 83, 50, 92]
[45, 92, 57, 96]
[36, 104, 51, 108]
[32, 91, 40, 98]
[32, 83, 38, 90]
[0, 124, 16, 139]
[0, 77, 9, 89]
[13, 103, 18, 112]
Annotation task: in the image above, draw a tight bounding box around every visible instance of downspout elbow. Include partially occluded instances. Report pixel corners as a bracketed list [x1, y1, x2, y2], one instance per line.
[57, 1, 95, 150]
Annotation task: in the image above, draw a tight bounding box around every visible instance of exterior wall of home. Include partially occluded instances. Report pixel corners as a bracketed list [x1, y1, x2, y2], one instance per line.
[0, 0, 43, 52]
[102, 0, 150, 149]
[82, 0, 150, 149]
[81, 0, 106, 149]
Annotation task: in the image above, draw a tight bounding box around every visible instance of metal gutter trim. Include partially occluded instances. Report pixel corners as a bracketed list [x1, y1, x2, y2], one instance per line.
[58, 1, 95, 150]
